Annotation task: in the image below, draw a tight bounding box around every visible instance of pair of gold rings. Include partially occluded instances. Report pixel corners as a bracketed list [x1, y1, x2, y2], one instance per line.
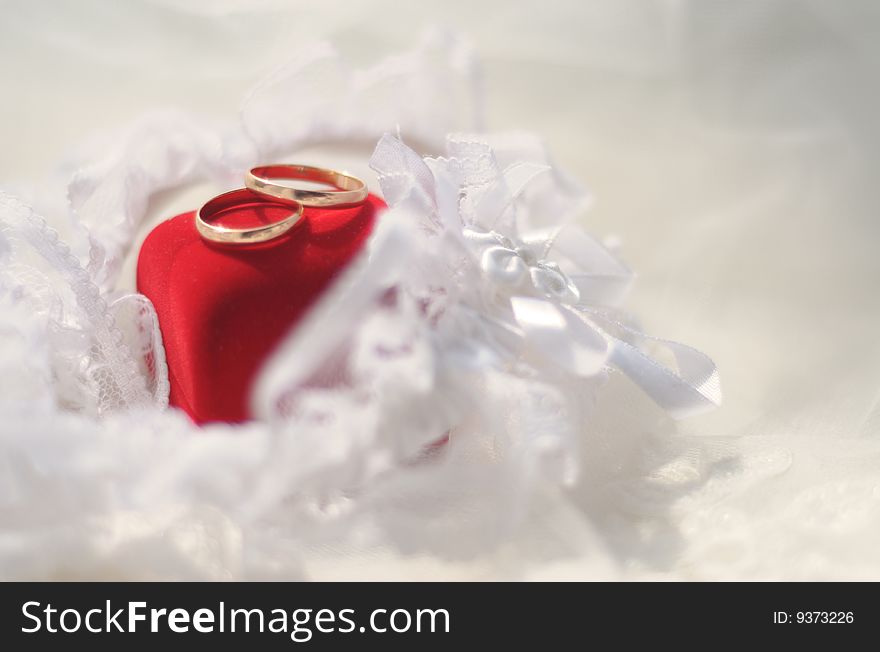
[195, 165, 368, 244]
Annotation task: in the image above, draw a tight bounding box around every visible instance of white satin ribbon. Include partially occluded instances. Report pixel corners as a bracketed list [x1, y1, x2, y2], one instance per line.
[467, 223, 720, 417]
[583, 309, 722, 419]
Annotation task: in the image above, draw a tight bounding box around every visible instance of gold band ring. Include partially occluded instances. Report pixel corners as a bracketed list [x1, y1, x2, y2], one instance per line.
[245, 164, 368, 207]
[195, 188, 304, 244]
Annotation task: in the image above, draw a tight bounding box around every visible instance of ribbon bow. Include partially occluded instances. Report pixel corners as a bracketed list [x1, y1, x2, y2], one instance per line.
[464, 228, 581, 304]
[370, 134, 721, 419]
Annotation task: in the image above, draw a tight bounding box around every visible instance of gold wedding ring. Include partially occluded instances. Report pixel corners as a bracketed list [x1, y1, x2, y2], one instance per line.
[195, 188, 304, 244]
[246, 164, 368, 207]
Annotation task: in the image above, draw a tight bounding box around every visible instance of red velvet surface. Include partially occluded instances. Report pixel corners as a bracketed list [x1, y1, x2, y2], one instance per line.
[137, 194, 383, 424]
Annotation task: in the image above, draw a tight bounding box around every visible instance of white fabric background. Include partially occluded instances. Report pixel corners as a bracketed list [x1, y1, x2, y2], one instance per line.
[2, 0, 879, 579]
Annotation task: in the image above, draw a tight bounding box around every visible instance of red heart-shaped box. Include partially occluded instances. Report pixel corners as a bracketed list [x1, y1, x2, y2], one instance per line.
[137, 193, 383, 424]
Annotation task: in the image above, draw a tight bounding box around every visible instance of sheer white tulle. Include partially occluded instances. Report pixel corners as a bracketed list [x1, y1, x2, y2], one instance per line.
[2, 4, 880, 580]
